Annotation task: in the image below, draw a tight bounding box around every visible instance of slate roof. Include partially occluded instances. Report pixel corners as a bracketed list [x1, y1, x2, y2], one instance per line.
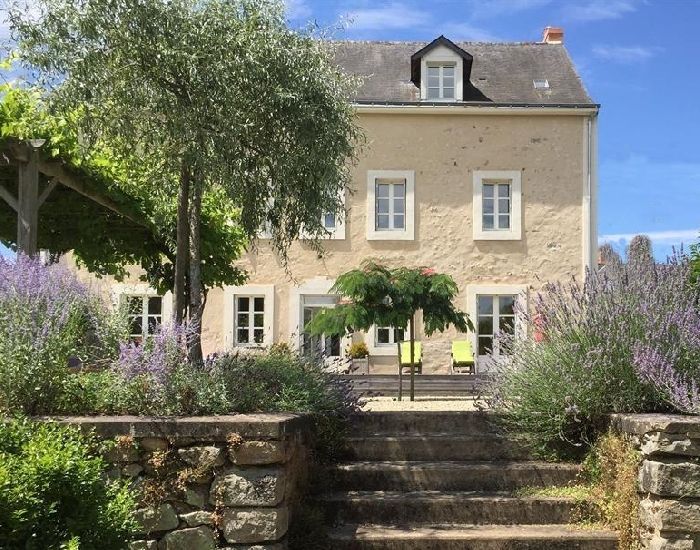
[334, 41, 595, 106]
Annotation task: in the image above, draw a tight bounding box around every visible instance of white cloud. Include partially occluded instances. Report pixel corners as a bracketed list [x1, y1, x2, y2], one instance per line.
[563, 0, 637, 22]
[466, 0, 552, 20]
[592, 44, 658, 63]
[600, 229, 700, 245]
[284, 0, 312, 21]
[345, 2, 429, 31]
[440, 22, 501, 42]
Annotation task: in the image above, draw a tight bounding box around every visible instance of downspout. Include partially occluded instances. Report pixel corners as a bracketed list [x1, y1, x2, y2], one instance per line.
[582, 112, 599, 278]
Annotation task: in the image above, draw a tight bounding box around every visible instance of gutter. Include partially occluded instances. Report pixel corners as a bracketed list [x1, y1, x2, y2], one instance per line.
[354, 101, 600, 116]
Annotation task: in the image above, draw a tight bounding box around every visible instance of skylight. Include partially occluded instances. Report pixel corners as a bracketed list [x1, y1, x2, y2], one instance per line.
[533, 79, 550, 89]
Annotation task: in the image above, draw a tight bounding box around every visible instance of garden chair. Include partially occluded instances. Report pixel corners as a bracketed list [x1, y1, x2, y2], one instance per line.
[398, 341, 422, 374]
[451, 340, 475, 374]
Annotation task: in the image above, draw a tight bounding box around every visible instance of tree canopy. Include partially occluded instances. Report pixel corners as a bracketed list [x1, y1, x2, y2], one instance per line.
[0, 83, 248, 293]
[306, 259, 473, 337]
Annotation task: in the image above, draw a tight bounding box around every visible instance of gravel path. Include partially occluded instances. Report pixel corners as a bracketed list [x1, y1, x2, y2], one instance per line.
[360, 396, 487, 411]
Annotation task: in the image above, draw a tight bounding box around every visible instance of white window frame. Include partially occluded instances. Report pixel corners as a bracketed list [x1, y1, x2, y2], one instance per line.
[473, 170, 522, 241]
[420, 45, 463, 101]
[426, 63, 456, 100]
[466, 284, 528, 371]
[366, 323, 411, 356]
[367, 170, 415, 241]
[301, 189, 346, 240]
[224, 284, 275, 348]
[110, 284, 173, 340]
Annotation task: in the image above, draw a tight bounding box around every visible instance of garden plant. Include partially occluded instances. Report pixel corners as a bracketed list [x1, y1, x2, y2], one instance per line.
[490, 240, 700, 459]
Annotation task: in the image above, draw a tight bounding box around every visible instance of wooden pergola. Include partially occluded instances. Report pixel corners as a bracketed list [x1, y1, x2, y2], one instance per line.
[0, 138, 162, 257]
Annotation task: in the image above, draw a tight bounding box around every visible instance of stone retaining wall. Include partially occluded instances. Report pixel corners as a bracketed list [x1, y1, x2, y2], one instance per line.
[612, 414, 700, 550]
[53, 414, 311, 550]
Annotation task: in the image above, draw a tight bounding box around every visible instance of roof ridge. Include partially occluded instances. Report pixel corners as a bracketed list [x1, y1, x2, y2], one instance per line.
[332, 40, 559, 46]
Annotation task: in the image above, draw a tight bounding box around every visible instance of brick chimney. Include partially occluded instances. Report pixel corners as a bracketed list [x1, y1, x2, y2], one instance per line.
[542, 26, 564, 44]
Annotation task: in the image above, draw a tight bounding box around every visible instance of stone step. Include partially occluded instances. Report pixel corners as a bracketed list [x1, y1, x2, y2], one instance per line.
[349, 412, 502, 437]
[327, 523, 618, 550]
[322, 491, 576, 525]
[330, 461, 581, 492]
[345, 434, 531, 461]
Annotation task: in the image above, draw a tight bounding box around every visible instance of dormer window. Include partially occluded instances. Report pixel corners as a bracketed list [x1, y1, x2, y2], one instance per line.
[411, 36, 473, 103]
[427, 64, 455, 100]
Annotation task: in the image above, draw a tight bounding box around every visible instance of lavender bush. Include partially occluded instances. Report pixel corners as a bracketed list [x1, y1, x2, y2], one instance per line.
[489, 245, 700, 459]
[0, 254, 126, 414]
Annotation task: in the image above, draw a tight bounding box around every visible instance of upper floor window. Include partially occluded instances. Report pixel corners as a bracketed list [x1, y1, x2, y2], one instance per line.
[367, 170, 415, 241]
[482, 182, 511, 231]
[235, 296, 265, 346]
[322, 212, 337, 231]
[473, 170, 522, 241]
[427, 64, 455, 100]
[125, 295, 162, 341]
[376, 325, 407, 347]
[376, 179, 405, 231]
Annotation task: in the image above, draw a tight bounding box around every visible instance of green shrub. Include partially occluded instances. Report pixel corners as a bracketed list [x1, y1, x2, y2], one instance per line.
[0, 418, 137, 549]
[347, 342, 369, 359]
[0, 254, 127, 415]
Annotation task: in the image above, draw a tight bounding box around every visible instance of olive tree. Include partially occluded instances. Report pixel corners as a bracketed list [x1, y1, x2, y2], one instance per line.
[8, 0, 361, 361]
[306, 260, 473, 401]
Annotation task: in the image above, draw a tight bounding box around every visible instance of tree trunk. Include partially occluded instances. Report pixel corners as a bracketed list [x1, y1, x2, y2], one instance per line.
[187, 172, 204, 365]
[173, 161, 190, 323]
[409, 313, 416, 402]
[397, 337, 402, 402]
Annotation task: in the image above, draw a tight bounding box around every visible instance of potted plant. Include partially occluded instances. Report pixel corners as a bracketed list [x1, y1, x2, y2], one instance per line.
[347, 342, 370, 374]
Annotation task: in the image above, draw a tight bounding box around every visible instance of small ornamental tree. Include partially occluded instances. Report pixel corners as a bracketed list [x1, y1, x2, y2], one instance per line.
[305, 260, 473, 401]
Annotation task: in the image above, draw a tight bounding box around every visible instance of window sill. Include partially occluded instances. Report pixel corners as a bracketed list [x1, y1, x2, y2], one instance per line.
[367, 230, 414, 241]
[473, 230, 522, 241]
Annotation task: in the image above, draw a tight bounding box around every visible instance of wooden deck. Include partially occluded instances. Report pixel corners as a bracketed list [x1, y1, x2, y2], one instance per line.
[338, 374, 489, 397]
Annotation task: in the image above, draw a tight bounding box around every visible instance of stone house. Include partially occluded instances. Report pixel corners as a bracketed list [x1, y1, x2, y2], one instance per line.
[105, 28, 599, 374]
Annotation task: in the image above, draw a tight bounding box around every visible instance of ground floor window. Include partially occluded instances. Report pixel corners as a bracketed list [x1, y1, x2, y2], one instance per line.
[235, 296, 265, 346]
[476, 294, 516, 356]
[301, 295, 340, 357]
[124, 295, 163, 341]
[375, 325, 407, 347]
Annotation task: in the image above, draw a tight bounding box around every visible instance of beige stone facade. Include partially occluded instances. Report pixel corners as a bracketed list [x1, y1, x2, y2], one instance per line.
[73, 106, 598, 374]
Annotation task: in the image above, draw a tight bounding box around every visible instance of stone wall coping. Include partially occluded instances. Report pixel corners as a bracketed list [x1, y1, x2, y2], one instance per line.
[35, 413, 311, 441]
[611, 413, 700, 436]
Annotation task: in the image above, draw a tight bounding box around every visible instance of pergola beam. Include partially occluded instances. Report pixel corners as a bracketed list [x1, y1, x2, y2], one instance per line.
[38, 178, 59, 207]
[17, 149, 39, 255]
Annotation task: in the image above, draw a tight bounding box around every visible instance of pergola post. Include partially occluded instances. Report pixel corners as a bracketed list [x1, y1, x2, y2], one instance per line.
[17, 148, 40, 256]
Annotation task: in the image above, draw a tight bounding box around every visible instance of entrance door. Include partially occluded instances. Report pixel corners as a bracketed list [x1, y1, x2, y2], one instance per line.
[300, 295, 341, 359]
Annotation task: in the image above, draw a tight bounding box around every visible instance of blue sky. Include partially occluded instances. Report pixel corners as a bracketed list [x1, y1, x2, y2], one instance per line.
[2, 0, 699, 260]
[283, 0, 700, 259]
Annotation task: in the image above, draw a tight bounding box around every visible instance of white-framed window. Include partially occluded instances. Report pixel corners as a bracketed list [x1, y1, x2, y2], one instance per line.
[301, 294, 341, 358]
[466, 284, 527, 369]
[124, 294, 163, 341]
[473, 170, 522, 240]
[234, 295, 266, 346]
[225, 284, 275, 348]
[367, 323, 411, 356]
[367, 170, 415, 241]
[476, 295, 516, 357]
[426, 63, 455, 100]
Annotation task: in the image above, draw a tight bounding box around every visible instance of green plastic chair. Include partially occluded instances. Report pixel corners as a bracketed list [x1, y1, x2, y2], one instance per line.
[451, 340, 475, 374]
[399, 341, 422, 374]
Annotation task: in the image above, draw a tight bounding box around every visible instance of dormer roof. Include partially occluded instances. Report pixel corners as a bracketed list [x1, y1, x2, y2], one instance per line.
[409, 35, 473, 88]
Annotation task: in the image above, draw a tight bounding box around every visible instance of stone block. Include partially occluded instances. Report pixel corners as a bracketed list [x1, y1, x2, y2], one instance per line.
[129, 541, 157, 550]
[178, 446, 225, 469]
[229, 441, 287, 465]
[209, 467, 285, 507]
[645, 534, 697, 550]
[135, 503, 179, 534]
[158, 526, 216, 550]
[641, 433, 700, 458]
[140, 437, 170, 451]
[180, 510, 215, 527]
[185, 484, 210, 508]
[123, 463, 144, 477]
[221, 507, 289, 544]
[640, 460, 700, 497]
[222, 545, 286, 550]
[104, 444, 140, 463]
[641, 498, 700, 533]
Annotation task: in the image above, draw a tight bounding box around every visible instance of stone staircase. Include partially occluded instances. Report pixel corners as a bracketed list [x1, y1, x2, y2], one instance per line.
[323, 411, 618, 549]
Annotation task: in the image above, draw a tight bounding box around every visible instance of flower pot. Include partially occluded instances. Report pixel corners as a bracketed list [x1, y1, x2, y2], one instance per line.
[350, 357, 369, 374]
